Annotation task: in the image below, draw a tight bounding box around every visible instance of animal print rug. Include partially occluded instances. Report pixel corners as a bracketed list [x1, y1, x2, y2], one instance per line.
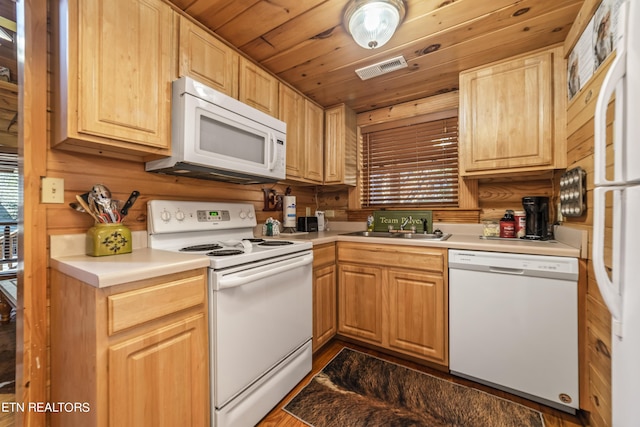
[284, 348, 545, 427]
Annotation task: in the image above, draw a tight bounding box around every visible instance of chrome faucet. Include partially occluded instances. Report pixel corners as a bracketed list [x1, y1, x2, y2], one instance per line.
[400, 216, 412, 231]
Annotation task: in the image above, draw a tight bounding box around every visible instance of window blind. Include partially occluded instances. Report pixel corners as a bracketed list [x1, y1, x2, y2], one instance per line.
[0, 152, 19, 221]
[361, 116, 459, 207]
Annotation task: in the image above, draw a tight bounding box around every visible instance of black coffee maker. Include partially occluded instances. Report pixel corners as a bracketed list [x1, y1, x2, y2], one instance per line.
[522, 196, 550, 240]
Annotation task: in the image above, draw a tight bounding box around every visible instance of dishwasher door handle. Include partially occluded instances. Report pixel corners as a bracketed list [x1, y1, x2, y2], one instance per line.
[488, 266, 525, 275]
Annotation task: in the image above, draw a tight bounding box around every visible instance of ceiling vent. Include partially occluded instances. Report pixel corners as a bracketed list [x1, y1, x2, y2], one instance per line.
[355, 55, 408, 80]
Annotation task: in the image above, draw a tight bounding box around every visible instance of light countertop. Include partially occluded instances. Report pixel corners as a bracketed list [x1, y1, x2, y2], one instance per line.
[49, 223, 585, 289]
[50, 232, 210, 288]
[272, 222, 585, 258]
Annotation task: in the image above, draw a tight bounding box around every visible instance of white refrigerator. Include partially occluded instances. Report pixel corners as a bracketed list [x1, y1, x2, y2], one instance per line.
[593, 1, 640, 426]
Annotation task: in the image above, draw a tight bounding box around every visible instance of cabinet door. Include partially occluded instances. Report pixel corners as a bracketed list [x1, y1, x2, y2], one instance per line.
[178, 16, 238, 97]
[388, 269, 447, 364]
[305, 100, 325, 183]
[109, 314, 209, 427]
[77, 0, 173, 149]
[279, 85, 305, 179]
[460, 51, 553, 173]
[313, 264, 336, 352]
[338, 264, 384, 344]
[239, 57, 279, 117]
[324, 104, 357, 186]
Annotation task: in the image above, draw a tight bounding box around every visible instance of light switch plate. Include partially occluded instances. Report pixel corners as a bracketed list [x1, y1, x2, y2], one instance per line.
[41, 177, 65, 204]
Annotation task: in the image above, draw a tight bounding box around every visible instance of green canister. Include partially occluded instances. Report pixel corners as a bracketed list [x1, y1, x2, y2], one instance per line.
[86, 223, 132, 256]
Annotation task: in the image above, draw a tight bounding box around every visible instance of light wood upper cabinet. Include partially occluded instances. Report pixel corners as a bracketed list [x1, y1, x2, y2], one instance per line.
[279, 85, 305, 179]
[337, 242, 448, 366]
[459, 46, 566, 176]
[279, 84, 324, 183]
[239, 57, 279, 117]
[52, 0, 173, 162]
[177, 16, 239, 97]
[50, 269, 210, 427]
[324, 104, 358, 186]
[305, 100, 325, 182]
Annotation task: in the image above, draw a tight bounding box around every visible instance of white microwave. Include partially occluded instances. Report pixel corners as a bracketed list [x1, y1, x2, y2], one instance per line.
[146, 76, 286, 184]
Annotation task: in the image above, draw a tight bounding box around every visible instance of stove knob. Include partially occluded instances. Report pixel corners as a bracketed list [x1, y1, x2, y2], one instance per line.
[175, 210, 186, 221]
[247, 211, 254, 219]
[239, 210, 247, 219]
[160, 210, 171, 222]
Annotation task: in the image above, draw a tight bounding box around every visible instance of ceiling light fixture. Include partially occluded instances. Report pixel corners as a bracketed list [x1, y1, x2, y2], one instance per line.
[344, 0, 406, 49]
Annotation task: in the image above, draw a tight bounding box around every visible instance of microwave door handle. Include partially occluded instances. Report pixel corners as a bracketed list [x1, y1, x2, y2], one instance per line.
[268, 134, 278, 171]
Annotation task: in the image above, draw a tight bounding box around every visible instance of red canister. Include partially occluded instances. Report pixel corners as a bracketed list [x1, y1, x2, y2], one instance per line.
[499, 210, 516, 238]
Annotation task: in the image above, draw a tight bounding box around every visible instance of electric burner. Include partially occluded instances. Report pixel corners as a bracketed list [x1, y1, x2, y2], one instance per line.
[180, 244, 223, 252]
[207, 249, 244, 256]
[259, 241, 294, 246]
[148, 200, 313, 270]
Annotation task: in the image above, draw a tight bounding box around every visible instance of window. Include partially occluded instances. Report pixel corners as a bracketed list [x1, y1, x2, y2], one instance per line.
[360, 115, 459, 207]
[0, 152, 18, 273]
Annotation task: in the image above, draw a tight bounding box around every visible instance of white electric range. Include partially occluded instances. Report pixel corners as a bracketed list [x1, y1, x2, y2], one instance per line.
[148, 200, 313, 427]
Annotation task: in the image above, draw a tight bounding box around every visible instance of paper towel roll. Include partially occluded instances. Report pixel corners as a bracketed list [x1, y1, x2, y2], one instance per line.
[283, 195, 297, 228]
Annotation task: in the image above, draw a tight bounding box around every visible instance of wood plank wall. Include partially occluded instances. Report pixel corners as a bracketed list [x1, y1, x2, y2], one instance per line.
[320, 177, 558, 223]
[564, 53, 615, 427]
[47, 149, 317, 235]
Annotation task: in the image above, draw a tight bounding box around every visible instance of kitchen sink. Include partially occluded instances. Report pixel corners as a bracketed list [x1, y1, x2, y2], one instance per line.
[395, 233, 451, 241]
[340, 231, 451, 241]
[341, 231, 397, 238]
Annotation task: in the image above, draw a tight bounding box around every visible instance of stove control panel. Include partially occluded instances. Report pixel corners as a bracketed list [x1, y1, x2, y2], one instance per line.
[148, 200, 257, 235]
[197, 210, 231, 222]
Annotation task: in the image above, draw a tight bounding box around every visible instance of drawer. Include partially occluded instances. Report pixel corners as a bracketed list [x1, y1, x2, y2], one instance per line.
[107, 272, 206, 335]
[337, 242, 445, 272]
[313, 243, 335, 268]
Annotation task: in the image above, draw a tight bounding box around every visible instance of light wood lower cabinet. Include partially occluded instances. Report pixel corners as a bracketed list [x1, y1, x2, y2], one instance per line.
[50, 268, 210, 427]
[312, 243, 337, 352]
[337, 242, 448, 366]
[338, 263, 384, 344]
[387, 269, 446, 361]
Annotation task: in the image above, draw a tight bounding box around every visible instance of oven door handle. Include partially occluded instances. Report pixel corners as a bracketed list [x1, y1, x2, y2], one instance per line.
[217, 253, 313, 289]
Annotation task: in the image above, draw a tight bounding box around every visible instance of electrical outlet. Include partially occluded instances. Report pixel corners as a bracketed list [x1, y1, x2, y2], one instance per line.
[41, 177, 65, 204]
[325, 210, 335, 218]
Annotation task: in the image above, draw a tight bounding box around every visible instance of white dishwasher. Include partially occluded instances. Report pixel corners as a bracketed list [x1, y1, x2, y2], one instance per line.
[448, 249, 579, 413]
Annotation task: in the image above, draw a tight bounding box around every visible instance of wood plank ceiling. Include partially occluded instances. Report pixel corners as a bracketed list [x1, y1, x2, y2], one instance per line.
[169, 0, 584, 113]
